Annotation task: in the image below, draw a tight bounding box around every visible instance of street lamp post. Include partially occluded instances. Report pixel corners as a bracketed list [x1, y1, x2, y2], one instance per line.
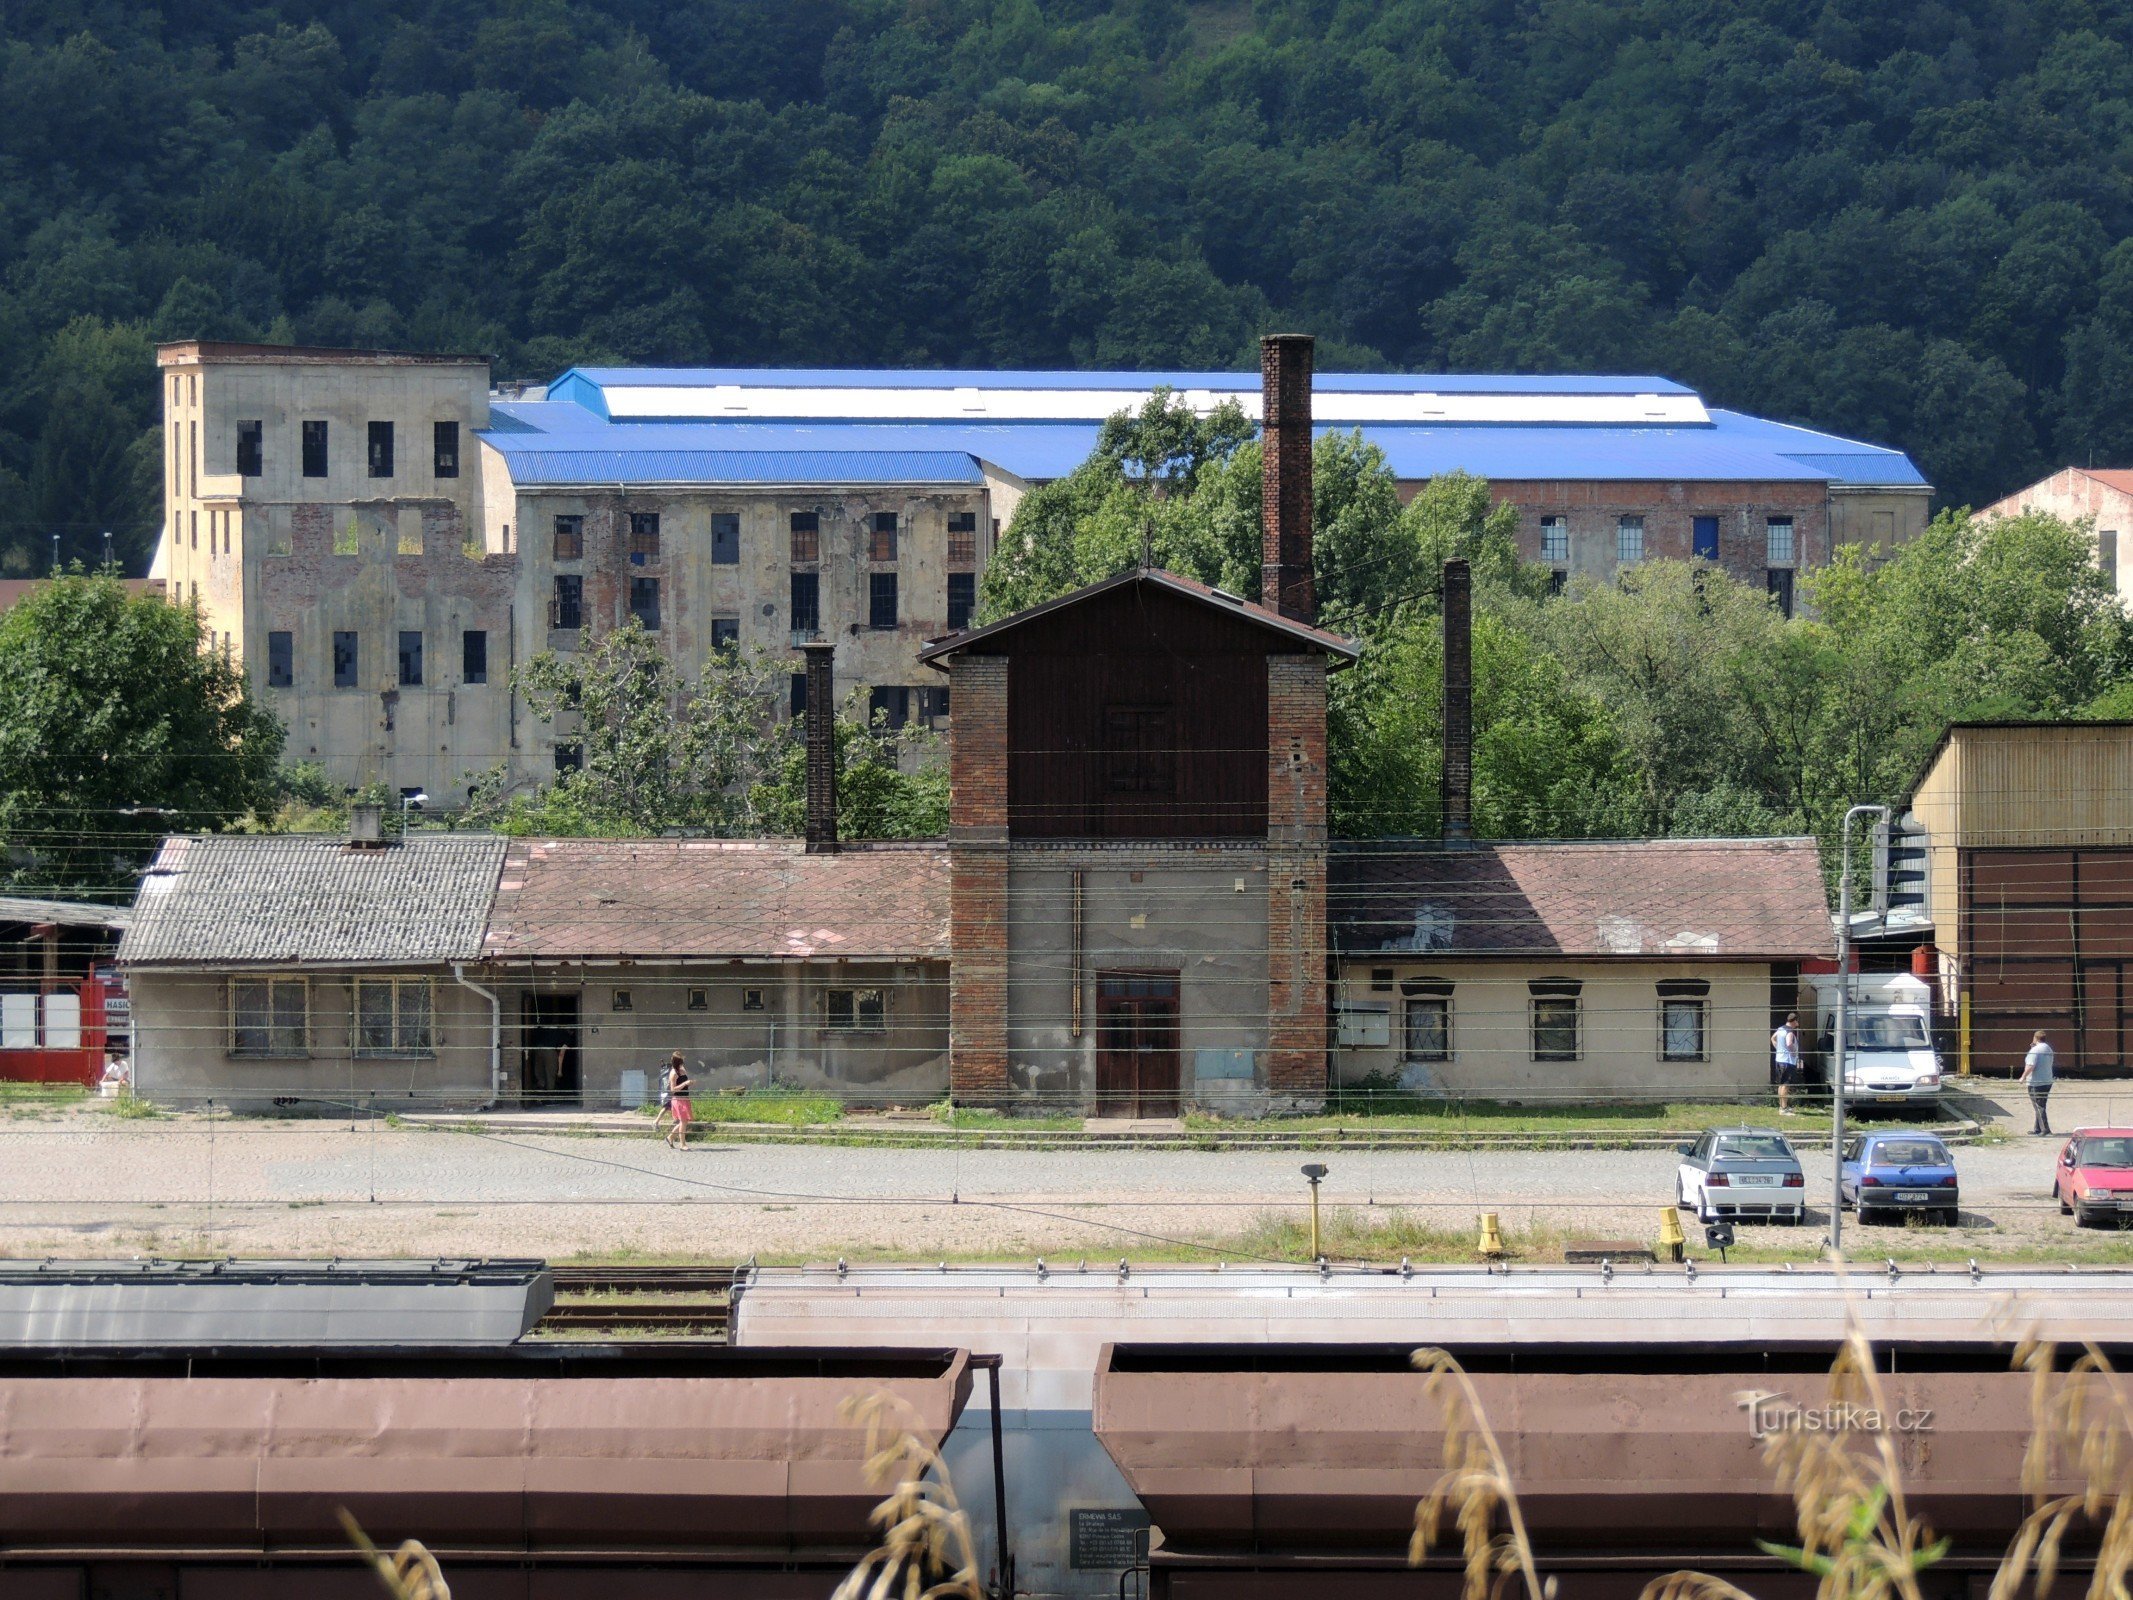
[1829, 803, 1889, 1254]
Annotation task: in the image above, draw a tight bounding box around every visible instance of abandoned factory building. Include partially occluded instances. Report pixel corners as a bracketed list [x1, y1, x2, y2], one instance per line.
[153, 339, 1927, 803]
[125, 336, 1834, 1116]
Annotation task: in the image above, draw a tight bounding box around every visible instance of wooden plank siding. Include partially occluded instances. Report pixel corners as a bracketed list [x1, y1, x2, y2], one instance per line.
[994, 584, 1296, 839]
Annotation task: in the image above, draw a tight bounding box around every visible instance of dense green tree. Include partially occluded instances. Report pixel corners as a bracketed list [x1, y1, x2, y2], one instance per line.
[0, 571, 284, 895]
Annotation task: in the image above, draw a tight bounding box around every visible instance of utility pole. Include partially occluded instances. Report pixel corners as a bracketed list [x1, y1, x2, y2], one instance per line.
[1830, 803, 1888, 1254]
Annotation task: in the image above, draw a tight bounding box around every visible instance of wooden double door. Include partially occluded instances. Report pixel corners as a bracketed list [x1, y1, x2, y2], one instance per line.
[1096, 970, 1181, 1118]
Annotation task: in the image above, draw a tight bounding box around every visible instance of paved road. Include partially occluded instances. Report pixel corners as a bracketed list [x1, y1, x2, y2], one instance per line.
[0, 1103, 2104, 1262]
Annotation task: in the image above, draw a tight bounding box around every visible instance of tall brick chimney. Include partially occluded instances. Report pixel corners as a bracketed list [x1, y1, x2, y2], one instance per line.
[802, 640, 837, 853]
[1441, 557, 1473, 844]
[1259, 333, 1316, 625]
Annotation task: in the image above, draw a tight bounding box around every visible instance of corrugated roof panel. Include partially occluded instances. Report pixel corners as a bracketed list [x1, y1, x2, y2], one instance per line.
[490, 448, 986, 485]
[563, 366, 1699, 396]
[119, 835, 506, 967]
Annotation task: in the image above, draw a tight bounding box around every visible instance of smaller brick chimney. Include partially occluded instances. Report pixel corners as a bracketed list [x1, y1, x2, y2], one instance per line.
[1441, 557, 1473, 844]
[802, 640, 838, 854]
[1259, 332, 1316, 625]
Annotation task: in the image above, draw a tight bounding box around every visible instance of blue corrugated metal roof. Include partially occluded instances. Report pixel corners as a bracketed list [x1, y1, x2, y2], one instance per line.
[557, 365, 1698, 396]
[490, 447, 985, 486]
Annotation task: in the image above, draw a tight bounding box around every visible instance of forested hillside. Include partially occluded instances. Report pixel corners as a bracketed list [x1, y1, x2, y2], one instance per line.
[7, 0, 2131, 574]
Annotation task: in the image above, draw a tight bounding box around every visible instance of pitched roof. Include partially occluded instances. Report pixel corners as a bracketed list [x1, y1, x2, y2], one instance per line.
[1330, 838, 1831, 961]
[483, 839, 950, 962]
[917, 568, 1360, 667]
[118, 835, 506, 968]
[2082, 469, 2133, 494]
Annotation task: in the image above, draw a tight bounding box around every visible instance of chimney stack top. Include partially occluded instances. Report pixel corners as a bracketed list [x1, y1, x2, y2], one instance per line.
[1259, 333, 1316, 626]
[802, 640, 839, 854]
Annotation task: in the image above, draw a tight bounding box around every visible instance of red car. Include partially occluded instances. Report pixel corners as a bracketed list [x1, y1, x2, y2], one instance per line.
[2054, 1128, 2133, 1227]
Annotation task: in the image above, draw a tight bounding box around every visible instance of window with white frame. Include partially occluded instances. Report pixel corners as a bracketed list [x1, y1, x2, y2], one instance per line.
[354, 978, 433, 1057]
[1540, 516, 1569, 563]
[1529, 979, 1582, 1061]
[1658, 979, 1710, 1062]
[1765, 517, 1796, 565]
[229, 977, 308, 1057]
[1616, 517, 1644, 565]
[1401, 979, 1453, 1061]
[825, 987, 887, 1032]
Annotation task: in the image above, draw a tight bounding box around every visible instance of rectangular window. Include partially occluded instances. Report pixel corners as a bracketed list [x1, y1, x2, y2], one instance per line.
[367, 420, 394, 478]
[917, 685, 952, 728]
[236, 420, 263, 477]
[302, 420, 329, 478]
[397, 630, 423, 687]
[869, 686, 911, 729]
[629, 576, 660, 630]
[1765, 517, 1796, 565]
[1404, 997, 1451, 1061]
[870, 511, 899, 562]
[1530, 980, 1582, 1061]
[1766, 567, 1795, 617]
[190, 510, 197, 550]
[791, 571, 820, 636]
[790, 672, 808, 716]
[553, 515, 583, 561]
[790, 511, 819, 563]
[947, 572, 976, 631]
[2103, 530, 2120, 589]
[711, 512, 740, 565]
[947, 510, 978, 566]
[1103, 706, 1175, 794]
[229, 977, 307, 1057]
[1693, 515, 1720, 560]
[1547, 569, 1567, 597]
[462, 629, 488, 684]
[551, 574, 584, 631]
[825, 987, 887, 1033]
[711, 616, 739, 653]
[868, 571, 898, 629]
[1616, 517, 1644, 566]
[1539, 516, 1568, 563]
[266, 630, 293, 689]
[742, 988, 766, 1012]
[433, 420, 459, 478]
[355, 978, 433, 1057]
[556, 742, 583, 774]
[687, 988, 708, 1011]
[333, 630, 359, 689]
[629, 511, 660, 565]
[1660, 984, 1710, 1062]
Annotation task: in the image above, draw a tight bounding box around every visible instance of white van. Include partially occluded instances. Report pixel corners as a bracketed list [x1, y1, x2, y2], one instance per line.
[1806, 972, 1944, 1106]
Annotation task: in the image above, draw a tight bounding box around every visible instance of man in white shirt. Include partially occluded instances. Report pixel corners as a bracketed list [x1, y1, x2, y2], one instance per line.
[1771, 1012, 1802, 1114]
[2020, 1030, 2055, 1135]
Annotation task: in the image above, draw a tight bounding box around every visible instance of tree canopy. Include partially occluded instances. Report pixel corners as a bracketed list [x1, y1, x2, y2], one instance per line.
[11, 0, 2133, 574]
[0, 571, 283, 894]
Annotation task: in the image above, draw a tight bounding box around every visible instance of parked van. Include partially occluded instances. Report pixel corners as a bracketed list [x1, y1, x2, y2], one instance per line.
[1805, 972, 1944, 1107]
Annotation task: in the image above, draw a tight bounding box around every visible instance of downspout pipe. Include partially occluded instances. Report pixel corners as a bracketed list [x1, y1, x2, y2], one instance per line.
[454, 962, 503, 1106]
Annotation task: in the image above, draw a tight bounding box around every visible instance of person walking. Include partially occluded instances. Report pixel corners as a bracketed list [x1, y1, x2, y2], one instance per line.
[2020, 1029, 2055, 1136]
[664, 1051, 694, 1150]
[1771, 1012, 1803, 1114]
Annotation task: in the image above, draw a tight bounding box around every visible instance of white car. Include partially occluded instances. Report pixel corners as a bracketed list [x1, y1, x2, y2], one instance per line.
[1675, 1128, 1808, 1224]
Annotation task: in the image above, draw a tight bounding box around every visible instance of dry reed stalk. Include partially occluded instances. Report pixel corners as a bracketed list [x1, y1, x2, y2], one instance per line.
[1992, 1338, 2133, 1600]
[339, 1509, 451, 1600]
[1409, 1346, 1556, 1600]
[831, 1391, 985, 1600]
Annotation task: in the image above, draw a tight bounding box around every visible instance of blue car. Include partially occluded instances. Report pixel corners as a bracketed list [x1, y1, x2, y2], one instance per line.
[1838, 1131, 1960, 1225]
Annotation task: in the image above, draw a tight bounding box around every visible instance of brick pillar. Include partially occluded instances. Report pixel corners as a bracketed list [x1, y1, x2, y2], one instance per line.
[802, 641, 837, 853]
[1266, 654, 1329, 1105]
[948, 654, 1011, 1102]
[1259, 333, 1316, 625]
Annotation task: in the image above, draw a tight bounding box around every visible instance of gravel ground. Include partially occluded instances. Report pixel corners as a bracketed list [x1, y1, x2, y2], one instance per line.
[0, 1098, 2108, 1262]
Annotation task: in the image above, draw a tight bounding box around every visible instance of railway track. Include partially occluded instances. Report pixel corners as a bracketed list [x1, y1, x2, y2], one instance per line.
[533, 1265, 744, 1340]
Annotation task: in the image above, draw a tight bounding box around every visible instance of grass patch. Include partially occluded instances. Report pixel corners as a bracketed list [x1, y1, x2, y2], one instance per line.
[91, 1089, 161, 1120]
[1186, 1096, 1837, 1136]
[690, 1086, 843, 1126]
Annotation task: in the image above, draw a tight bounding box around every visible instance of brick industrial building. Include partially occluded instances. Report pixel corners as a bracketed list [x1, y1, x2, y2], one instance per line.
[128, 336, 1832, 1116]
[153, 342, 1927, 801]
